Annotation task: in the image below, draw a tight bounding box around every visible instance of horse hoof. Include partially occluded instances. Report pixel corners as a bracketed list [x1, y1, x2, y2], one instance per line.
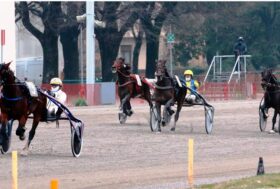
[168, 110, 175, 115]
[19, 135, 26, 141]
[127, 110, 134, 117]
[156, 130, 161, 133]
[269, 129, 276, 134]
[20, 150, 29, 156]
[171, 127, 176, 131]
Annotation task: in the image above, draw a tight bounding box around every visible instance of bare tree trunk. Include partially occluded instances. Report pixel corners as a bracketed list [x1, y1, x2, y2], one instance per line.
[145, 34, 159, 77]
[97, 32, 122, 81]
[60, 26, 80, 83]
[132, 29, 143, 74]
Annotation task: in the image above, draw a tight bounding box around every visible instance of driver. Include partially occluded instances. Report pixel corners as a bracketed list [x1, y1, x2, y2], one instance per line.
[47, 77, 67, 118]
[184, 69, 200, 103]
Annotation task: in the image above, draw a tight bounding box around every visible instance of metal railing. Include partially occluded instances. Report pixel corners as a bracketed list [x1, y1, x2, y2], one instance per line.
[204, 55, 251, 83]
[228, 55, 251, 83]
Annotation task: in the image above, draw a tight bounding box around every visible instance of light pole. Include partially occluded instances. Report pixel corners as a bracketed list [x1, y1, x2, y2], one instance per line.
[167, 26, 174, 76]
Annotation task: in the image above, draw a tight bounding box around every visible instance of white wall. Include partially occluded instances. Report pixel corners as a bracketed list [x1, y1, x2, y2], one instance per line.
[0, 1, 15, 71]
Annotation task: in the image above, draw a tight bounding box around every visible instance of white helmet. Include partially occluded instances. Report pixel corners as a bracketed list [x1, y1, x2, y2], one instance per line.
[238, 36, 244, 41]
[50, 77, 62, 86]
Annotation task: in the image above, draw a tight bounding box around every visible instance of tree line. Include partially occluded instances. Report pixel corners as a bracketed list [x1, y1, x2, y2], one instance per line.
[15, 2, 280, 82]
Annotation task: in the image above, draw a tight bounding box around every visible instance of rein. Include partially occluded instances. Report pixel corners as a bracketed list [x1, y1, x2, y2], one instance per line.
[261, 82, 280, 88]
[118, 80, 135, 87]
[116, 68, 135, 87]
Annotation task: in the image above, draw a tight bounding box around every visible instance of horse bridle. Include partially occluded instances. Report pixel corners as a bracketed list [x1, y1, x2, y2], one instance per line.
[154, 67, 174, 90]
[114, 64, 136, 87]
[261, 72, 280, 94]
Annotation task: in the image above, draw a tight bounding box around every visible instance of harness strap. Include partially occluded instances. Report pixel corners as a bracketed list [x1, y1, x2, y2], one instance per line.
[118, 81, 135, 87]
[1, 94, 23, 101]
[154, 84, 173, 90]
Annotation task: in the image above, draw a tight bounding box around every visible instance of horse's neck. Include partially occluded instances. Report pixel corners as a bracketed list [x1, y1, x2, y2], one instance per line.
[270, 75, 278, 84]
[156, 76, 173, 86]
[117, 70, 130, 84]
[165, 69, 171, 78]
[2, 79, 23, 97]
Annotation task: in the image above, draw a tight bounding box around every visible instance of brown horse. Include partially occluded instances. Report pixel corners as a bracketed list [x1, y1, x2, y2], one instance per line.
[0, 62, 47, 155]
[260, 69, 280, 133]
[152, 60, 186, 131]
[112, 57, 153, 124]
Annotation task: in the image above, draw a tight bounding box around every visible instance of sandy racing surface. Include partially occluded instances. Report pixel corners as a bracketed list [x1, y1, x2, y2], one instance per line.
[1, 99, 280, 189]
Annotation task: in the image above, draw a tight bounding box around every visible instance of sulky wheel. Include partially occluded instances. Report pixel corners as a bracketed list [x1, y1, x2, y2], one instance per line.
[0, 120, 13, 154]
[205, 106, 214, 134]
[150, 107, 160, 132]
[71, 122, 83, 157]
[118, 112, 127, 124]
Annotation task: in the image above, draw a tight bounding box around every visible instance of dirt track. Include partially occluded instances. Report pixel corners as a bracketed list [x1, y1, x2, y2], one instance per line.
[1, 99, 280, 189]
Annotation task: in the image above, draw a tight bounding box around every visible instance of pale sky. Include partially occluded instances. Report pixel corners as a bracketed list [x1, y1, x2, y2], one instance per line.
[0, 1, 15, 70]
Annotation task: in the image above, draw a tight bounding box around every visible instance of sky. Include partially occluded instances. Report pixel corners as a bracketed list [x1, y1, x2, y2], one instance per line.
[0, 1, 15, 70]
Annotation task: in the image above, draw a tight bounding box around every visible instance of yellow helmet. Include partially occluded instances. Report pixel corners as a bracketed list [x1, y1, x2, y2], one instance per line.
[50, 77, 62, 86]
[184, 69, 193, 76]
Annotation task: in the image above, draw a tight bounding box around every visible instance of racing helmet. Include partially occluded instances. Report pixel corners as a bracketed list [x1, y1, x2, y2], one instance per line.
[238, 36, 244, 41]
[50, 77, 63, 86]
[184, 69, 193, 76]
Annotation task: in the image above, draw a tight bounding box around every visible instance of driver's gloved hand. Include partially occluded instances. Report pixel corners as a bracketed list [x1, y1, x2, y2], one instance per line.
[47, 90, 55, 97]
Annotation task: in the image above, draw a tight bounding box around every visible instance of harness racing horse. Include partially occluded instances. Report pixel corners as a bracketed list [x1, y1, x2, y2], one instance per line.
[152, 60, 186, 131]
[0, 62, 47, 155]
[260, 69, 280, 133]
[112, 57, 153, 124]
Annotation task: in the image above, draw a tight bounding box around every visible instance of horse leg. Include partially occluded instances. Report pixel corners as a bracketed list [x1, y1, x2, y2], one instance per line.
[125, 100, 133, 116]
[143, 84, 153, 109]
[121, 94, 131, 116]
[0, 114, 9, 145]
[162, 99, 174, 126]
[260, 99, 269, 118]
[271, 110, 277, 132]
[156, 102, 161, 132]
[171, 102, 183, 132]
[22, 115, 40, 155]
[16, 116, 28, 141]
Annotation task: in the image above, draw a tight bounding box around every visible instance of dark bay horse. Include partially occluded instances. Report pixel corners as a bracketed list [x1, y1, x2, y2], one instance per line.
[153, 60, 186, 131]
[261, 69, 280, 133]
[0, 62, 47, 155]
[112, 58, 153, 123]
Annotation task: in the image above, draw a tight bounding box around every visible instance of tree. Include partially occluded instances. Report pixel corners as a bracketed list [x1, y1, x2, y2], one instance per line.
[131, 21, 144, 74]
[59, 2, 85, 83]
[95, 2, 142, 81]
[248, 2, 280, 69]
[16, 2, 61, 83]
[140, 2, 177, 78]
[16, 2, 85, 83]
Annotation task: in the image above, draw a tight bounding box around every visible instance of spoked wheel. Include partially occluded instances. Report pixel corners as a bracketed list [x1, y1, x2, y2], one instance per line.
[150, 107, 160, 132]
[205, 106, 214, 134]
[1, 120, 13, 154]
[71, 122, 84, 157]
[118, 112, 127, 124]
[259, 108, 267, 132]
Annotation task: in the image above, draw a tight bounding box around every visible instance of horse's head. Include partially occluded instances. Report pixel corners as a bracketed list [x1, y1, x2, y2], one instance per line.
[112, 57, 131, 75]
[155, 60, 167, 81]
[0, 61, 14, 84]
[261, 69, 277, 90]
